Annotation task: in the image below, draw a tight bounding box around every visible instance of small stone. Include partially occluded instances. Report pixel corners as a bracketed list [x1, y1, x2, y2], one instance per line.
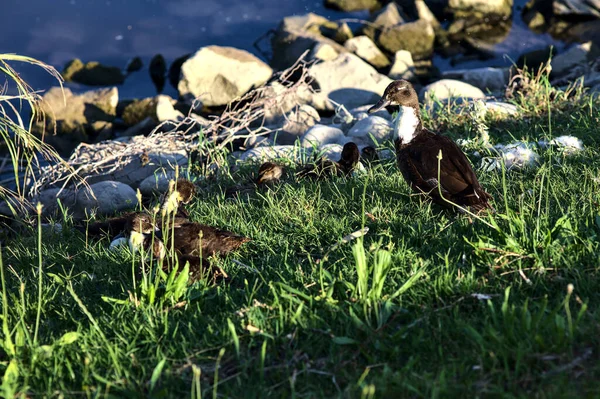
[125, 57, 143, 74]
[239, 145, 308, 162]
[156, 95, 184, 122]
[485, 101, 518, 115]
[310, 42, 340, 61]
[442, 67, 509, 92]
[363, 3, 405, 40]
[345, 36, 390, 69]
[301, 125, 346, 148]
[121, 98, 157, 126]
[378, 19, 435, 60]
[388, 50, 415, 80]
[347, 115, 393, 144]
[275, 105, 321, 145]
[138, 170, 178, 197]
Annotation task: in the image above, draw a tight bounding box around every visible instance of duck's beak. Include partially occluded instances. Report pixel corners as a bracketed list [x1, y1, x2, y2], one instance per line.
[368, 97, 390, 114]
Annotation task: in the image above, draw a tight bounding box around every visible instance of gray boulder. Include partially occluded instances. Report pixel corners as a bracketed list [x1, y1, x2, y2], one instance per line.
[76, 181, 138, 217]
[178, 46, 273, 107]
[551, 42, 595, 78]
[138, 170, 178, 197]
[34, 188, 78, 218]
[308, 53, 393, 111]
[442, 67, 509, 92]
[347, 116, 393, 144]
[344, 36, 390, 69]
[301, 125, 346, 148]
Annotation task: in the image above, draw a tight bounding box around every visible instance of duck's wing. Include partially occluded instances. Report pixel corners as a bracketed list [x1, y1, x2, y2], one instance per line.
[171, 223, 251, 257]
[75, 212, 135, 239]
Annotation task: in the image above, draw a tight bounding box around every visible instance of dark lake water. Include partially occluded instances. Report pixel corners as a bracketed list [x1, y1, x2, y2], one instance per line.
[1, 0, 566, 100]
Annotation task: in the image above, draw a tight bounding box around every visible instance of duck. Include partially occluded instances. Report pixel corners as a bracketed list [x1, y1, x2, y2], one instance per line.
[121, 212, 165, 259]
[296, 142, 360, 180]
[225, 162, 285, 197]
[368, 80, 493, 213]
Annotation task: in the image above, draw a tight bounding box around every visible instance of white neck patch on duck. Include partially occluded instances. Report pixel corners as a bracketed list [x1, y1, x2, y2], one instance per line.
[393, 106, 420, 144]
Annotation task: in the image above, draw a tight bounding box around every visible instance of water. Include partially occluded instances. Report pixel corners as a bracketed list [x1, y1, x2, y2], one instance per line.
[0, 0, 568, 99]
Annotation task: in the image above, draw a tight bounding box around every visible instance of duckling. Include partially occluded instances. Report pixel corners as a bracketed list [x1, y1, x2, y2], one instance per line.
[296, 142, 360, 179]
[225, 162, 285, 197]
[166, 222, 251, 258]
[158, 178, 196, 218]
[361, 146, 380, 166]
[123, 212, 161, 255]
[368, 80, 493, 212]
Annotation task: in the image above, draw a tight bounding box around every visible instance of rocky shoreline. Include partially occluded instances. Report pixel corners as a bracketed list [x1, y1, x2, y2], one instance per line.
[5, 0, 599, 219]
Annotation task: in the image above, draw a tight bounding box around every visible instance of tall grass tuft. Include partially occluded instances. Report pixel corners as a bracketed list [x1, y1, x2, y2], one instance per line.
[0, 53, 64, 210]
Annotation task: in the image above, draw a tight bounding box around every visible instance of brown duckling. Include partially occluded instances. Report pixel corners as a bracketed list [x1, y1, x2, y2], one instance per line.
[225, 162, 285, 197]
[296, 142, 360, 180]
[368, 80, 493, 212]
[361, 146, 380, 166]
[158, 178, 196, 218]
[165, 222, 251, 258]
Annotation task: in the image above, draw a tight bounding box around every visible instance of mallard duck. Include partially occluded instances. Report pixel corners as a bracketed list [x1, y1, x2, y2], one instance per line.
[296, 142, 360, 179]
[368, 80, 493, 212]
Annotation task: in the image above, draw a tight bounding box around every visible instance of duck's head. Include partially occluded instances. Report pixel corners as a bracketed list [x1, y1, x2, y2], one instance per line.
[256, 162, 284, 185]
[340, 142, 360, 166]
[361, 146, 379, 163]
[125, 213, 156, 234]
[173, 179, 196, 204]
[368, 80, 419, 114]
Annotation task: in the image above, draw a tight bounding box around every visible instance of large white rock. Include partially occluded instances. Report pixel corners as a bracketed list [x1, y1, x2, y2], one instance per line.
[344, 36, 390, 69]
[309, 53, 393, 111]
[301, 124, 346, 148]
[421, 79, 486, 104]
[76, 181, 138, 216]
[155, 95, 184, 122]
[448, 0, 513, 16]
[178, 46, 273, 107]
[347, 115, 394, 144]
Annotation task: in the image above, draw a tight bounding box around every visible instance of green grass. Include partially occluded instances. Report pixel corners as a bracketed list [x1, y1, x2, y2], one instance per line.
[1, 77, 600, 398]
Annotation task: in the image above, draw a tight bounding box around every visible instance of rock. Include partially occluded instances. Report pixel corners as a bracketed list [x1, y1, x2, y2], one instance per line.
[178, 46, 273, 107]
[309, 42, 341, 61]
[344, 36, 390, 69]
[121, 98, 157, 126]
[363, 3, 406, 40]
[168, 53, 191, 90]
[238, 145, 308, 162]
[378, 19, 435, 59]
[125, 57, 143, 74]
[388, 50, 416, 80]
[156, 95, 184, 122]
[347, 116, 393, 144]
[421, 79, 485, 104]
[121, 117, 157, 137]
[301, 125, 346, 148]
[261, 81, 322, 125]
[320, 22, 354, 44]
[271, 13, 348, 70]
[138, 170, 178, 197]
[484, 101, 518, 115]
[442, 67, 509, 92]
[448, 0, 513, 17]
[538, 135, 584, 155]
[318, 143, 344, 160]
[274, 105, 321, 145]
[517, 46, 553, 69]
[76, 181, 138, 217]
[551, 42, 595, 78]
[33, 86, 119, 155]
[150, 54, 167, 94]
[308, 53, 393, 111]
[34, 188, 78, 218]
[553, 0, 600, 17]
[350, 105, 392, 121]
[324, 0, 379, 11]
[62, 59, 125, 86]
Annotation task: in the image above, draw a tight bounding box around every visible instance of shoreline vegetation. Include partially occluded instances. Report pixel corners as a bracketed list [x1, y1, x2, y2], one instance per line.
[1, 0, 600, 396]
